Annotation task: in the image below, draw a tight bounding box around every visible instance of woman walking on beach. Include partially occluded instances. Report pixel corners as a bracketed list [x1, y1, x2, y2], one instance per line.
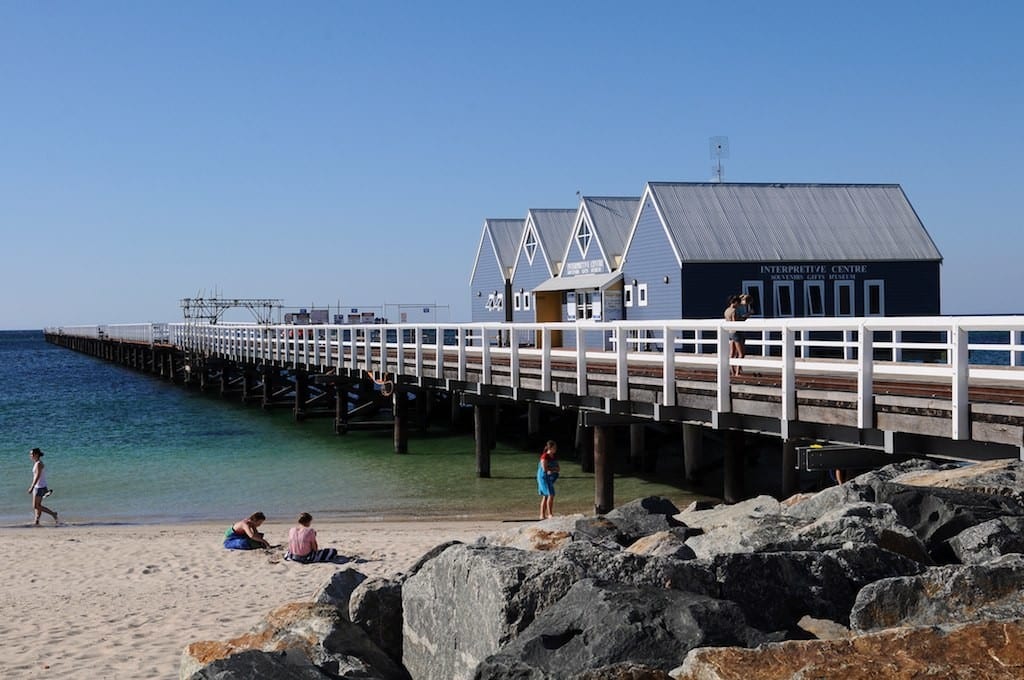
[28, 447, 58, 525]
[537, 440, 560, 520]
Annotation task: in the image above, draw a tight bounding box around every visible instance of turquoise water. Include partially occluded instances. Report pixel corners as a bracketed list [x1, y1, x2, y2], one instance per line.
[0, 331, 702, 526]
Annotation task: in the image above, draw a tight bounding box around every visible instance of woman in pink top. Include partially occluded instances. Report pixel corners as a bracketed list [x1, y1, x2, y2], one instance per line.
[286, 513, 338, 563]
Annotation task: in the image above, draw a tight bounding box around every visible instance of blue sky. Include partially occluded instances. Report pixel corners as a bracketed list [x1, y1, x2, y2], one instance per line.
[1, 1, 1021, 329]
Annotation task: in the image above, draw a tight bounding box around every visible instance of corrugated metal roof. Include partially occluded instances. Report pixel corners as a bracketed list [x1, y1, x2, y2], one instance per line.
[485, 218, 526, 271]
[647, 183, 943, 262]
[533, 271, 622, 293]
[528, 209, 577, 274]
[582, 196, 639, 261]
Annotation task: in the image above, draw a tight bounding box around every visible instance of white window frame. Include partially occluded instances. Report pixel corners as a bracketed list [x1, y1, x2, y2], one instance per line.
[864, 279, 885, 316]
[804, 280, 826, 316]
[624, 285, 634, 307]
[835, 280, 855, 317]
[493, 293, 504, 311]
[485, 293, 496, 311]
[523, 291, 531, 311]
[575, 222, 592, 258]
[773, 281, 795, 318]
[513, 291, 521, 311]
[741, 280, 764, 317]
[524, 229, 538, 265]
[637, 283, 648, 307]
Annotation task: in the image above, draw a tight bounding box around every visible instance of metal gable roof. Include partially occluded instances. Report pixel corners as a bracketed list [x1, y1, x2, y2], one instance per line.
[485, 218, 526, 273]
[582, 196, 640, 262]
[527, 208, 577, 275]
[647, 183, 943, 262]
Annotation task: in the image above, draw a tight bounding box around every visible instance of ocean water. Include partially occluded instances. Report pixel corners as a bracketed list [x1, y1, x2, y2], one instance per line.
[0, 331, 699, 526]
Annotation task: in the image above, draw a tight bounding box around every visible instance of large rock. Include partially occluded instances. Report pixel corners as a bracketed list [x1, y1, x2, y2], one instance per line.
[484, 516, 580, 552]
[402, 544, 566, 680]
[670, 619, 1024, 680]
[850, 554, 1024, 633]
[314, 568, 368, 615]
[781, 502, 931, 564]
[683, 513, 802, 560]
[676, 495, 782, 531]
[892, 459, 1024, 502]
[784, 459, 943, 521]
[181, 602, 408, 680]
[349, 577, 404, 665]
[474, 579, 763, 678]
[947, 515, 1024, 564]
[402, 538, 719, 680]
[603, 496, 685, 544]
[185, 649, 329, 679]
[626, 529, 697, 561]
[712, 545, 923, 632]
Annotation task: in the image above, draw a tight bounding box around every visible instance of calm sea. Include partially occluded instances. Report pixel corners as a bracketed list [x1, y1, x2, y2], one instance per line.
[0, 331, 698, 526]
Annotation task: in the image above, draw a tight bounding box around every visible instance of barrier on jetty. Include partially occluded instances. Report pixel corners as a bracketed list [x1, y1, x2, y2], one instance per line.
[47, 316, 1024, 509]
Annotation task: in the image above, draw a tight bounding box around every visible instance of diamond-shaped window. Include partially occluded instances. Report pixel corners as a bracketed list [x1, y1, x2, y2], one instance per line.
[576, 223, 592, 257]
[524, 229, 538, 264]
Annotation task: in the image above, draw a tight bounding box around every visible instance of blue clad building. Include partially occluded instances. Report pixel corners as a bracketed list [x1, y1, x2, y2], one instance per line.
[620, 182, 943, 320]
[531, 196, 640, 348]
[469, 218, 525, 323]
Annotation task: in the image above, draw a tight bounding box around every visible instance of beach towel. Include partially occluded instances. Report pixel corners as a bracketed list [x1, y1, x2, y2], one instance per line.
[285, 547, 339, 563]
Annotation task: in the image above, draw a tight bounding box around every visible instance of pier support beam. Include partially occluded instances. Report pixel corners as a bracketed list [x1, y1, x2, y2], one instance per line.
[630, 424, 653, 472]
[781, 439, 800, 499]
[576, 413, 594, 473]
[723, 430, 746, 504]
[394, 390, 408, 454]
[594, 425, 614, 514]
[261, 366, 274, 409]
[474, 404, 494, 478]
[528, 402, 541, 437]
[334, 382, 349, 434]
[294, 371, 309, 421]
[683, 424, 703, 482]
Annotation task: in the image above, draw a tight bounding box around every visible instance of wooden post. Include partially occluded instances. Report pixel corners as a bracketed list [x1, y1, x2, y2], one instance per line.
[577, 419, 594, 473]
[723, 429, 745, 504]
[594, 425, 614, 514]
[220, 364, 231, 398]
[394, 390, 408, 454]
[630, 424, 646, 471]
[415, 390, 429, 431]
[683, 424, 703, 482]
[262, 365, 274, 409]
[781, 439, 799, 499]
[294, 371, 308, 421]
[335, 381, 349, 435]
[528, 402, 541, 437]
[474, 404, 492, 478]
[450, 390, 461, 430]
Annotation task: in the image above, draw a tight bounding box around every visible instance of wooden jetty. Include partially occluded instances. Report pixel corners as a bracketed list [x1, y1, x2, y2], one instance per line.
[46, 317, 1024, 511]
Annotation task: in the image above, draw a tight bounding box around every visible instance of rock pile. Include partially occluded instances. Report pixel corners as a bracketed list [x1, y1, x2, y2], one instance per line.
[181, 458, 1024, 679]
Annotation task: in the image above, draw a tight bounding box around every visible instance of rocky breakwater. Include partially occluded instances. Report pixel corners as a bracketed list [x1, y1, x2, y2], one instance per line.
[181, 458, 1024, 679]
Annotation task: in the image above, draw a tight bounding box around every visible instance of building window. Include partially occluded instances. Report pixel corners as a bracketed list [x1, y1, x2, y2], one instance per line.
[741, 281, 763, 317]
[637, 283, 648, 307]
[575, 222, 592, 257]
[774, 281, 795, 317]
[524, 292, 531, 311]
[524, 228, 538, 265]
[805, 281, 825, 316]
[835, 280, 854, 316]
[575, 291, 597, 320]
[513, 291, 521, 311]
[864, 279, 885, 316]
[624, 285, 634, 307]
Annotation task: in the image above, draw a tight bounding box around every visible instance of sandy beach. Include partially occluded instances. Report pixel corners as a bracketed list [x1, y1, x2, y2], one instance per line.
[0, 518, 508, 679]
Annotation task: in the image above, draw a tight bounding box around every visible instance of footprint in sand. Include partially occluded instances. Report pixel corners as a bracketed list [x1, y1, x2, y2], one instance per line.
[141, 565, 160, 575]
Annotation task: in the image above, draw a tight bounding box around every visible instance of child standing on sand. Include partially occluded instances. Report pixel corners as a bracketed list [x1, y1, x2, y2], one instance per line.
[28, 447, 58, 525]
[537, 440, 560, 520]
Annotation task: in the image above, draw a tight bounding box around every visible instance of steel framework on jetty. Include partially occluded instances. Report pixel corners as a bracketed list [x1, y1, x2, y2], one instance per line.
[46, 316, 1024, 511]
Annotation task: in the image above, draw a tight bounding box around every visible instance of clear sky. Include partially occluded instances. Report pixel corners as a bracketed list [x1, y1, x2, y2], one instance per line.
[2, 1, 1021, 330]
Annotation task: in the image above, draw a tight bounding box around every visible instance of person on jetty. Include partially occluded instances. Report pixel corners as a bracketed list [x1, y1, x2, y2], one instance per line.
[223, 512, 271, 550]
[285, 512, 338, 563]
[28, 447, 58, 526]
[724, 295, 746, 376]
[537, 440, 560, 520]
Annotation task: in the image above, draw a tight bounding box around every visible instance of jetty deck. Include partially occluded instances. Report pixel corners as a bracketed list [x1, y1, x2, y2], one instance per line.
[46, 316, 1024, 509]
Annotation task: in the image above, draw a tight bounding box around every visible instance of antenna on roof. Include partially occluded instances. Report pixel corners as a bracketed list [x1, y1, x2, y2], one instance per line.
[710, 136, 729, 182]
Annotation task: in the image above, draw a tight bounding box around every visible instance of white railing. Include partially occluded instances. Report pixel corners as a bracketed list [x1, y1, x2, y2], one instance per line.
[49, 317, 1024, 442]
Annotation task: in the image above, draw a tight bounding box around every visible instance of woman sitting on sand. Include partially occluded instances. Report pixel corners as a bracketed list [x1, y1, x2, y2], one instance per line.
[285, 512, 338, 563]
[223, 512, 271, 550]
